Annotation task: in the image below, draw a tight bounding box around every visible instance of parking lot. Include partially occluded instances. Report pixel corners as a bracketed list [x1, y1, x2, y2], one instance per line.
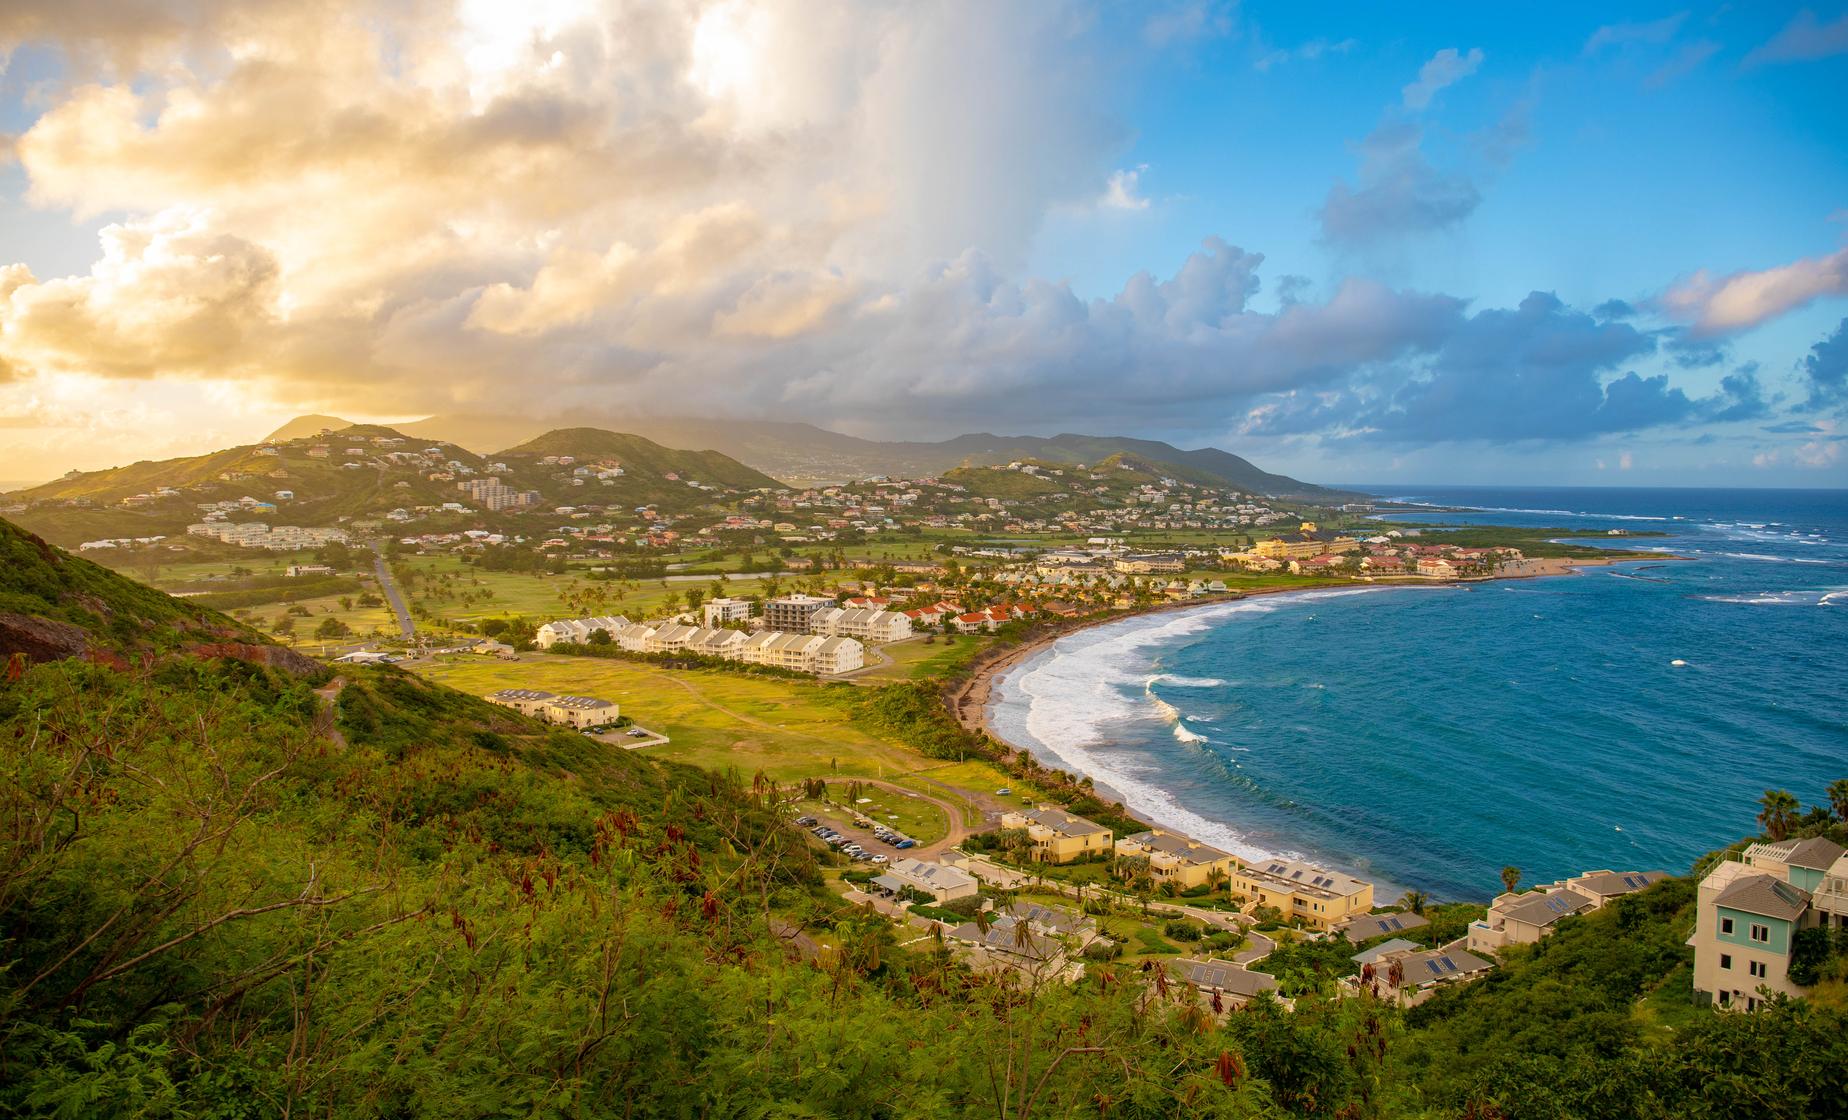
[794, 806, 921, 866]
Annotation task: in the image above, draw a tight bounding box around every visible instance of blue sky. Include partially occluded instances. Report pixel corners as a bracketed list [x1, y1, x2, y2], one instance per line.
[0, 1, 1843, 486]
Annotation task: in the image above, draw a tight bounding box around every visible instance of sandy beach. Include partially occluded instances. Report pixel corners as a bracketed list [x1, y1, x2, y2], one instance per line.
[952, 553, 1652, 742]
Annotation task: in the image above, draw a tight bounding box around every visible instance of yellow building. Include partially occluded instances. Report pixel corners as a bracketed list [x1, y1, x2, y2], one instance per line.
[1251, 534, 1360, 562]
[1230, 856, 1375, 930]
[1115, 829, 1236, 889]
[1001, 806, 1114, 864]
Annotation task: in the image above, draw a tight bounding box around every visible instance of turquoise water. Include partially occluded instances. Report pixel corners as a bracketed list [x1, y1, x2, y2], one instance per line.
[990, 487, 1848, 901]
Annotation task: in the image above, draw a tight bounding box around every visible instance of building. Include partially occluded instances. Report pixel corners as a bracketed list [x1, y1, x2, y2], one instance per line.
[1350, 938, 1423, 968]
[867, 858, 979, 904]
[541, 695, 619, 729]
[1416, 557, 1459, 579]
[1466, 889, 1597, 954]
[1252, 534, 1359, 562]
[1113, 829, 1236, 889]
[1691, 837, 1848, 1011]
[1230, 857, 1375, 931]
[1000, 806, 1115, 864]
[534, 616, 631, 649]
[459, 477, 541, 511]
[286, 564, 335, 577]
[810, 606, 913, 643]
[764, 594, 837, 633]
[809, 635, 866, 674]
[484, 688, 558, 717]
[1364, 946, 1495, 1007]
[1169, 958, 1281, 1009]
[1336, 911, 1430, 944]
[703, 597, 752, 625]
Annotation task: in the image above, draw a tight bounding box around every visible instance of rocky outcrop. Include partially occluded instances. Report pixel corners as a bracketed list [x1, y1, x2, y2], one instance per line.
[185, 640, 327, 680]
[0, 612, 89, 664]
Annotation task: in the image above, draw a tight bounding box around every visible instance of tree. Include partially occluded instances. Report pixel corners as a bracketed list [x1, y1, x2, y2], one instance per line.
[315, 617, 352, 639]
[1500, 866, 1522, 895]
[1399, 890, 1428, 916]
[1829, 778, 1848, 824]
[1759, 789, 1801, 841]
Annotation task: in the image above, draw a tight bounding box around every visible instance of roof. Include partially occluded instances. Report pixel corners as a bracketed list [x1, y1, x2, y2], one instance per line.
[1338, 911, 1429, 943]
[1391, 947, 1494, 987]
[1241, 857, 1370, 900]
[550, 695, 615, 711]
[1351, 938, 1422, 966]
[1748, 836, 1848, 872]
[1016, 806, 1111, 838]
[1713, 873, 1811, 921]
[1498, 889, 1596, 929]
[947, 919, 1063, 962]
[996, 901, 1093, 937]
[487, 688, 556, 701]
[1119, 829, 1233, 865]
[1170, 958, 1279, 997]
[1571, 870, 1669, 897]
[888, 858, 977, 894]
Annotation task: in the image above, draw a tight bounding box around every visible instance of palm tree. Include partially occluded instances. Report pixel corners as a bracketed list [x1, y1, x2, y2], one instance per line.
[1828, 778, 1848, 824]
[1399, 890, 1428, 917]
[1759, 789, 1801, 841]
[1500, 866, 1522, 895]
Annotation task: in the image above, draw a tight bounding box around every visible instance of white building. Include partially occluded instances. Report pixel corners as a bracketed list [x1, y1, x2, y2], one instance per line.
[703, 597, 752, 626]
[534, 616, 632, 649]
[811, 606, 912, 643]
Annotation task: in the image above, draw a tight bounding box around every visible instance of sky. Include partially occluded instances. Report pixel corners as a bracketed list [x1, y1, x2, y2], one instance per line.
[0, 1, 1845, 488]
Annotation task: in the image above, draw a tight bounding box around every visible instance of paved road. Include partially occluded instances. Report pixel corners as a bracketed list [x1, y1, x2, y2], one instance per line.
[370, 543, 415, 638]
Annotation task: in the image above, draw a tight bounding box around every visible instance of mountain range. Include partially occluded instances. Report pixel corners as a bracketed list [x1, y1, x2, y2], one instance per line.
[266, 413, 1346, 498]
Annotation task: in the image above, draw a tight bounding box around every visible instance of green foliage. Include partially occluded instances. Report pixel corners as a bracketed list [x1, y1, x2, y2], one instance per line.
[1250, 935, 1360, 997]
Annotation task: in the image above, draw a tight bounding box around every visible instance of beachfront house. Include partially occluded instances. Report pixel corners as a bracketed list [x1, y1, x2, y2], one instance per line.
[1114, 828, 1236, 889]
[1001, 806, 1115, 864]
[1230, 857, 1375, 931]
[1691, 837, 1847, 1011]
[1468, 869, 1667, 955]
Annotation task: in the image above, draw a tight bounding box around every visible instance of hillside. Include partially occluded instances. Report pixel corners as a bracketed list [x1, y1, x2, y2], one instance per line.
[294, 412, 1347, 497]
[2, 518, 1845, 1117]
[263, 413, 355, 442]
[497, 427, 786, 491]
[6, 424, 784, 547]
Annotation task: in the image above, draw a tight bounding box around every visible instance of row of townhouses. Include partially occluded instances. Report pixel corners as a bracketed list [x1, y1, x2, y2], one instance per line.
[534, 615, 864, 675]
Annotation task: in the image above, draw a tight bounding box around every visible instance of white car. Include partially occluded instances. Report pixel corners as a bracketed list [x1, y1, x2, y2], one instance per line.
[869, 854, 889, 864]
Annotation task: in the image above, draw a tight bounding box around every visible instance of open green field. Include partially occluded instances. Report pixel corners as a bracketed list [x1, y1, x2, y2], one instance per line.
[400, 554, 779, 628]
[413, 653, 929, 781]
[859, 634, 995, 681]
[244, 591, 399, 648]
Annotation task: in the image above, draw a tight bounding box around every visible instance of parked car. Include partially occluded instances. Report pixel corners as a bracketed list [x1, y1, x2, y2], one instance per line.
[627, 729, 648, 738]
[869, 855, 889, 864]
[895, 840, 915, 849]
[995, 788, 1011, 795]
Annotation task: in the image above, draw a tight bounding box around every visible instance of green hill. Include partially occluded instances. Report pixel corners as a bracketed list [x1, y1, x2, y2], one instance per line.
[0, 518, 1844, 1116]
[496, 427, 786, 491]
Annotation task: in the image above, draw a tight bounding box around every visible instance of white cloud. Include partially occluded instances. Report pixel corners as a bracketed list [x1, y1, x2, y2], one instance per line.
[1099, 166, 1151, 211]
[1582, 13, 1688, 56]
[1744, 10, 1848, 67]
[1401, 47, 1482, 111]
[1662, 246, 1848, 334]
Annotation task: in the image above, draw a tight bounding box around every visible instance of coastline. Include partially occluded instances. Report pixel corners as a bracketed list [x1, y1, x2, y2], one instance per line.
[955, 554, 1646, 743]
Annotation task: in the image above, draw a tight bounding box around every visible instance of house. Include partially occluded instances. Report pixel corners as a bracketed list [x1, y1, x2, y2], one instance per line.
[1363, 946, 1495, 1006]
[1565, 869, 1670, 906]
[1416, 557, 1458, 579]
[1230, 857, 1375, 931]
[1169, 957, 1281, 1008]
[484, 688, 558, 717]
[286, 564, 335, 577]
[541, 695, 619, 729]
[1113, 829, 1236, 889]
[810, 606, 912, 643]
[534, 616, 632, 649]
[703, 597, 752, 625]
[866, 858, 980, 904]
[1466, 889, 1597, 954]
[1350, 938, 1423, 967]
[1336, 910, 1430, 944]
[1000, 806, 1114, 864]
[810, 635, 865, 674]
[1691, 837, 1848, 1011]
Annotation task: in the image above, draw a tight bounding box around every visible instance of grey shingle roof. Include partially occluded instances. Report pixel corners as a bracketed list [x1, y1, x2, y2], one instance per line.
[1338, 911, 1430, 943]
[1351, 938, 1421, 966]
[1170, 958, 1279, 997]
[1571, 870, 1668, 897]
[1499, 889, 1596, 928]
[1714, 873, 1811, 921]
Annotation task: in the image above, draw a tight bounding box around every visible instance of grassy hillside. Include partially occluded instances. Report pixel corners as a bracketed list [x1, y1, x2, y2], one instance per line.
[2, 521, 1843, 1118]
[497, 427, 787, 490]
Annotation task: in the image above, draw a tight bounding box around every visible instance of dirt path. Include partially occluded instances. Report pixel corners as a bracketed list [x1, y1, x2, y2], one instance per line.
[312, 676, 348, 747]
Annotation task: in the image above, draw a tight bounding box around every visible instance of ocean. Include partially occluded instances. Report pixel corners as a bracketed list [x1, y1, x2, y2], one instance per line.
[988, 486, 1848, 901]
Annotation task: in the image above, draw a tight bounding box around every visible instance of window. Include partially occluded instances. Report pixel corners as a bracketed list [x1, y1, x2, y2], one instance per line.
[1720, 954, 1732, 970]
[1751, 924, 1770, 944]
[1720, 917, 1734, 935]
[1749, 960, 1767, 979]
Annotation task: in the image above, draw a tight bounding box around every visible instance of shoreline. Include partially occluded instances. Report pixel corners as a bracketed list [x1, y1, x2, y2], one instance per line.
[955, 553, 1648, 743]
[952, 553, 1662, 882]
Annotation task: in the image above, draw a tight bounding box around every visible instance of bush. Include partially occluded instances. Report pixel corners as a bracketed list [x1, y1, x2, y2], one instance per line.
[1163, 919, 1203, 942]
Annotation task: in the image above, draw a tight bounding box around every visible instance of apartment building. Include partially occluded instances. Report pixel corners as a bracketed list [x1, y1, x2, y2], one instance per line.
[1692, 837, 1847, 1011]
[543, 695, 620, 729]
[763, 594, 837, 633]
[484, 688, 557, 717]
[810, 606, 913, 643]
[1000, 806, 1114, 864]
[1113, 829, 1236, 889]
[534, 616, 631, 649]
[702, 597, 752, 626]
[1230, 857, 1375, 931]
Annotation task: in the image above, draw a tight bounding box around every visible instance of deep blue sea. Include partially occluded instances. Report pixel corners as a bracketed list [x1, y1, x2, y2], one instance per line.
[990, 486, 1848, 901]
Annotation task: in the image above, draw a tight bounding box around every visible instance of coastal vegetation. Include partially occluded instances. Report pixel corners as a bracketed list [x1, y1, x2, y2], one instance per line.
[5, 516, 1847, 1118]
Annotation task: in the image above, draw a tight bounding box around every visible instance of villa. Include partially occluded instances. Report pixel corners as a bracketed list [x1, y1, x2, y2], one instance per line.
[1000, 806, 1115, 864]
[1169, 958, 1280, 1009]
[1113, 828, 1236, 889]
[1230, 857, 1375, 931]
[867, 858, 979, 905]
[1469, 868, 1668, 955]
[1336, 911, 1430, 944]
[1691, 837, 1848, 1011]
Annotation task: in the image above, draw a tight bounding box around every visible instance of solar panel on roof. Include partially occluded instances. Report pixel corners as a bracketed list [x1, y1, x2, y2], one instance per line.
[1387, 917, 1402, 930]
[1425, 961, 1443, 976]
[1441, 957, 1458, 972]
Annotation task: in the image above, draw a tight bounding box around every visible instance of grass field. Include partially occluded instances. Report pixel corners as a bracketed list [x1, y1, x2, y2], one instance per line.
[400, 555, 780, 629]
[859, 634, 995, 681]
